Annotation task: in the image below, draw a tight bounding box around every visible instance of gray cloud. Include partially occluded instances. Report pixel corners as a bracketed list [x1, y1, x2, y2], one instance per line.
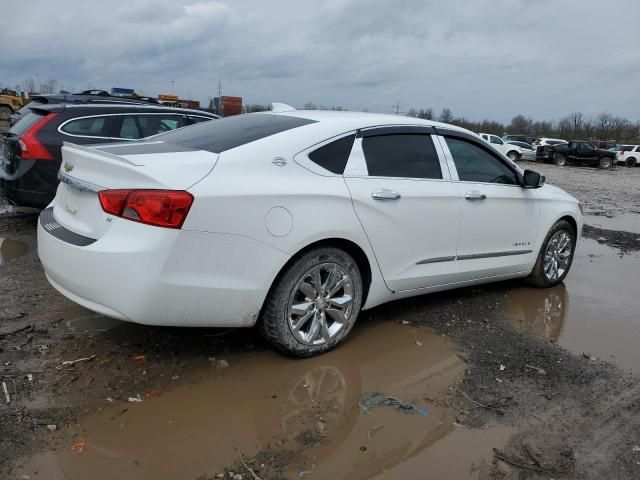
[1, 0, 638, 121]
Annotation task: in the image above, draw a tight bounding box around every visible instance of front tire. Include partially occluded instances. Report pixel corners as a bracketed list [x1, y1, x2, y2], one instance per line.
[598, 156, 612, 169]
[259, 247, 363, 357]
[507, 151, 520, 162]
[527, 220, 576, 288]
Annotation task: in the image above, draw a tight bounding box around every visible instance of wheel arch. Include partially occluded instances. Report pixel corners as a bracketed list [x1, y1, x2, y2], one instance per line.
[267, 237, 373, 308]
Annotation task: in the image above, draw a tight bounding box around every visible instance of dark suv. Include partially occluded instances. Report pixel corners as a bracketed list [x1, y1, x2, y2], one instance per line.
[1, 103, 218, 208]
[9, 90, 161, 126]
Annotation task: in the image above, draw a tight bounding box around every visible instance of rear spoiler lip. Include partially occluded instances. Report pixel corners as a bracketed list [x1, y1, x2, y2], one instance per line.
[62, 141, 140, 166]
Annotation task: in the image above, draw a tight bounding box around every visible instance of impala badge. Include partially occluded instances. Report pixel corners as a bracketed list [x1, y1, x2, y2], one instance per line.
[63, 162, 74, 173]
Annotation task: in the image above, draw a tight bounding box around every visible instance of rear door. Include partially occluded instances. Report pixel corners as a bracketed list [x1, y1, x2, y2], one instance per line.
[438, 132, 539, 281]
[344, 126, 461, 292]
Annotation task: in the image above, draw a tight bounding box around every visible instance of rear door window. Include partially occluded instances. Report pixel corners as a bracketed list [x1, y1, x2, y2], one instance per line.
[118, 116, 141, 139]
[362, 134, 442, 179]
[308, 134, 355, 174]
[60, 116, 111, 137]
[135, 114, 188, 137]
[445, 137, 518, 185]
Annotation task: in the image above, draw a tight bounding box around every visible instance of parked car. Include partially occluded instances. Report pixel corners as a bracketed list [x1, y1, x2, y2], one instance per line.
[536, 140, 616, 168]
[1, 103, 218, 208]
[533, 138, 567, 147]
[507, 141, 536, 161]
[9, 90, 161, 126]
[616, 145, 640, 167]
[503, 134, 537, 145]
[479, 133, 524, 161]
[37, 110, 582, 357]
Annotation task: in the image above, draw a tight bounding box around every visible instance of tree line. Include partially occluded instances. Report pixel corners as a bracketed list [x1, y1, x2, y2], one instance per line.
[407, 108, 640, 144]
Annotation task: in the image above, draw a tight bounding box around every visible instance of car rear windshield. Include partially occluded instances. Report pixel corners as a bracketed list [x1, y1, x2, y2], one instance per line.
[8, 111, 46, 136]
[154, 114, 317, 153]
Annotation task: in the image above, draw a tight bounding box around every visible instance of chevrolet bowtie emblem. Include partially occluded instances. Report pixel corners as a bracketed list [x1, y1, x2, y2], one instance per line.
[63, 162, 74, 173]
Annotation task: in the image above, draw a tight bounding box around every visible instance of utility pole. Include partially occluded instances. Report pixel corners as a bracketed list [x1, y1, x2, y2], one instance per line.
[391, 99, 402, 115]
[217, 79, 222, 99]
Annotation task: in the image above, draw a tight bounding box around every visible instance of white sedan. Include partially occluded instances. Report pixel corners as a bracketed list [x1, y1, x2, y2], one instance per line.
[38, 110, 582, 356]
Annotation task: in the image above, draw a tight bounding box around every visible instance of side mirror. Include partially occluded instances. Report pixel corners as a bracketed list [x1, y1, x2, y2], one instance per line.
[523, 169, 545, 188]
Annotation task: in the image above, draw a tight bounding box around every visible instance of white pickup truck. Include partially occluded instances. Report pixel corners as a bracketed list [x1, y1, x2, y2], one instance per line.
[479, 133, 524, 162]
[616, 145, 640, 167]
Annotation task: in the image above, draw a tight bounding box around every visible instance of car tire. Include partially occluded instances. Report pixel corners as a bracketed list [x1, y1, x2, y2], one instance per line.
[507, 151, 520, 162]
[0, 106, 12, 121]
[259, 247, 363, 357]
[526, 220, 576, 288]
[598, 156, 612, 169]
[626, 157, 637, 168]
[553, 154, 567, 167]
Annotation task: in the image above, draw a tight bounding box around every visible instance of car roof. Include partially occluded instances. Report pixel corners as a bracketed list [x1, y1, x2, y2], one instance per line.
[28, 102, 218, 117]
[279, 110, 470, 135]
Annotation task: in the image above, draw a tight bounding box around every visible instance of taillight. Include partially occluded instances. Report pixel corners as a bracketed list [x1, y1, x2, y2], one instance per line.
[98, 189, 194, 229]
[19, 112, 59, 160]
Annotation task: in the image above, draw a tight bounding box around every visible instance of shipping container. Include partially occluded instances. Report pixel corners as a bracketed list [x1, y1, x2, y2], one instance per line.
[221, 96, 242, 117]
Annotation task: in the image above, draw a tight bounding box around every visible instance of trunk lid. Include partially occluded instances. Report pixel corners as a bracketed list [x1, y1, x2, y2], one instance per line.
[52, 141, 217, 239]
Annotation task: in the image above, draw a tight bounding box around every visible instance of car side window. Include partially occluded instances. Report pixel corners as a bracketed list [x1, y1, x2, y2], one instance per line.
[361, 134, 442, 179]
[135, 114, 188, 137]
[60, 117, 110, 137]
[490, 135, 503, 145]
[308, 134, 355, 174]
[119, 116, 141, 139]
[445, 137, 518, 185]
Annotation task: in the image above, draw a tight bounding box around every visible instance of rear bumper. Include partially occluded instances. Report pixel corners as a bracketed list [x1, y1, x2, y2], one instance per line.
[38, 213, 290, 327]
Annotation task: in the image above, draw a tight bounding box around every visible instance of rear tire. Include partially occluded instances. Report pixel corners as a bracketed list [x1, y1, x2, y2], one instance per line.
[507, 151, 520, 162]
[259, 247, 363, 357]
[553, 154, 567, 167]
[626, 157, 637, 168]
[598, 156, 612, 169]
[527, 220, 576, 288]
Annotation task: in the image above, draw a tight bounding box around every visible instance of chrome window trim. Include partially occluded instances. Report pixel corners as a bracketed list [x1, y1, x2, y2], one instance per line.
[57, 112, 211, 141]
[293, 130, 358, 177]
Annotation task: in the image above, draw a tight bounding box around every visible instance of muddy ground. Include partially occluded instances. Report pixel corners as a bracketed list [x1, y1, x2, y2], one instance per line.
[1, 162, 640, 479]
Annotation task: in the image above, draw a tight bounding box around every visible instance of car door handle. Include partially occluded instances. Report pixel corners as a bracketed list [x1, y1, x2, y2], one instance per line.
[465, 191, 487, 201]
[372, 189, 401, 200]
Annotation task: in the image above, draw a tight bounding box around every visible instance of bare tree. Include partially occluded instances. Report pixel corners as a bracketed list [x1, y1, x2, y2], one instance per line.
[438, 107, 453, 123]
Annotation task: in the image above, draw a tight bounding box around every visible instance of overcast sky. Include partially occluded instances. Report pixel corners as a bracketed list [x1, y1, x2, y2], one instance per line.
[1, 0, 638, 122]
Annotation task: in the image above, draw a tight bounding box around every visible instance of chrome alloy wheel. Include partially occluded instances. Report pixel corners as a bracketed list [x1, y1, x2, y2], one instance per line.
[543, 230, 572, 282]
[287, 263, 355, 345]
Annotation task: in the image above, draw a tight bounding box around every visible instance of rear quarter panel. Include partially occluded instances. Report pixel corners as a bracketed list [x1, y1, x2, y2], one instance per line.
[184, 131, 389, 307]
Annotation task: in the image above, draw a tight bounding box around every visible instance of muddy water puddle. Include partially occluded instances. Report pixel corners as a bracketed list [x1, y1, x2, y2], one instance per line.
[15, 320, 511, 480]
[503, 238, 640, 371]
[0, 237, 27, 265]
[584, 213, 640, 235]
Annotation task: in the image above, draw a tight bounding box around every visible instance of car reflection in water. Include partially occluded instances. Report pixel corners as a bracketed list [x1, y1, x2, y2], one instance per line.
[503, 284, 568, 342]
[24, 321, 467, 480]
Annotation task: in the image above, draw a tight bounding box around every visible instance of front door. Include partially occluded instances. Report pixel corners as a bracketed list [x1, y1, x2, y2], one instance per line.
[439, 134, 540, 281]
[344, 128, 461, 292]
